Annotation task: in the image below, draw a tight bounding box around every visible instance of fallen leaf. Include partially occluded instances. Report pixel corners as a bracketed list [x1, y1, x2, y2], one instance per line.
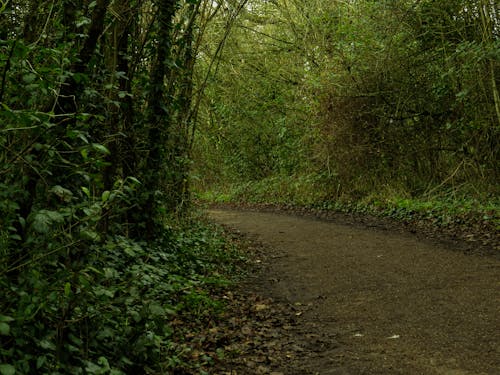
[256, 365, 269, 374]
[387, 334, 400, 339]
[255, 304, 269, 311]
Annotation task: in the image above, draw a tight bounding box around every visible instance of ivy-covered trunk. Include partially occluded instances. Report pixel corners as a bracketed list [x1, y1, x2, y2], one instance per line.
[0, 0, 213, 372]
[143, 0, 179, 238]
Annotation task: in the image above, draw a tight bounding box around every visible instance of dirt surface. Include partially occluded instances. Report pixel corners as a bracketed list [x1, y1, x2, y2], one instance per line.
[208, 208, 500, 375]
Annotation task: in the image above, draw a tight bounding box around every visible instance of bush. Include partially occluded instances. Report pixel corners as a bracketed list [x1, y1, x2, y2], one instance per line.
[0, 220, 238, 374]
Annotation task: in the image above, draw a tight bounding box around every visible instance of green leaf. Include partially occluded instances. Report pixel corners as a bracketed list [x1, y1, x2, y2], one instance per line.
[103, 267, 118, 279]
[46, 210, 64, 222]
[79, 229, 100, 241]
[85, 361, 102, 374]
[82, 203, 102, 218]
[50, 185, 73, 203]
[36, 356, 46, 369]
[29, 214, 49, 233]
[81, 186, 91, 198]
[97, 357, 110, 370]
[39, 339, 56, 350]
[76, 16, 91, 28]
[22, 73, 37, 84]
[0, 364, 15, 375]
[0, 315, 14, 323]
[92, 143, 110, 155]
[148, 303, 165, 317]
[126, 176, 141, 185]
[80, 148, 89, 160]
[101, 190, 111, 202]
[0, 322, 10, 335]
[64, 282, 71, 297]
[30, 210, 64, 234]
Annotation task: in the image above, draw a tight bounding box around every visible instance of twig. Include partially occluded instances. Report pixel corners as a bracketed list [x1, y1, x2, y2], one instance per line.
[423, 160, 464, 198]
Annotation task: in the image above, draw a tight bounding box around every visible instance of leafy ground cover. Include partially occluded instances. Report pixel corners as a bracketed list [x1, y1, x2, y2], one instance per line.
[0, 218, 245, 375]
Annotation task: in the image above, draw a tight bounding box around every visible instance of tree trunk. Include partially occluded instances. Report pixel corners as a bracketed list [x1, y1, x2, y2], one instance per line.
[143, 0, 178, 238]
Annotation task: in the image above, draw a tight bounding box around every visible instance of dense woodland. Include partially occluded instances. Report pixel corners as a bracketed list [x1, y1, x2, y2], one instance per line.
[0, 0, 498, 373]
[195, 0, 499, 209]
[0, 0, 243, 373]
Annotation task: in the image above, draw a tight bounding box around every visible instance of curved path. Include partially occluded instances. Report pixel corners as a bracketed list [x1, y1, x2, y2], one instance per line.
[208, 209, 500, 375]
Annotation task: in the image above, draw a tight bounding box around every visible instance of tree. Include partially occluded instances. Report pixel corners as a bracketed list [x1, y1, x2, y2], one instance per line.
[1, 0, 223, 371]
[194, 0, 499, 201]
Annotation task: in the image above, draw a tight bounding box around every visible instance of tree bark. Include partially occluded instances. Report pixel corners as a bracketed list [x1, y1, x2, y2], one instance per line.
[54, 0, 111, 119]
[143, 0, 178, 238]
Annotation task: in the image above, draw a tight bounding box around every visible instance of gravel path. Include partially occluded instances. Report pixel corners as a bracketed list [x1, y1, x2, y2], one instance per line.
[208, 209, 500, 375]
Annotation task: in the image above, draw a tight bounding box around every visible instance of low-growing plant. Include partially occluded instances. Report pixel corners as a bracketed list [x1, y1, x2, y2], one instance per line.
[0, 215, 240, 374]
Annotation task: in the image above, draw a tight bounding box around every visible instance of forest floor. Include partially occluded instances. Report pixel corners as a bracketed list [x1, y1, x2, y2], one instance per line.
[206, 208, 500, 375]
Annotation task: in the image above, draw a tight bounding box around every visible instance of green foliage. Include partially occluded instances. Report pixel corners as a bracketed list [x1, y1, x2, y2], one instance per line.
[0, 220, 238, 374]
[194, 0, 499, 214]
[193, 0, 314, 187]
[197, 173, 327, 206]
[1, 0, 243, 373]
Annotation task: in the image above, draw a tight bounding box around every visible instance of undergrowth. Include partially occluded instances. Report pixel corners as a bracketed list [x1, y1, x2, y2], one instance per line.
[196, 174, 499, 231]
[0, 218, 242, 374]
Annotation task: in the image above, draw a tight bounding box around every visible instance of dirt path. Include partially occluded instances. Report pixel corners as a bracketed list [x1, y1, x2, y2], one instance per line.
[208, 209, 500, 375]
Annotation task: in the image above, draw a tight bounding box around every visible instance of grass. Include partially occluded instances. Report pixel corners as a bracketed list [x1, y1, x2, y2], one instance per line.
[195, 173, 500, 230]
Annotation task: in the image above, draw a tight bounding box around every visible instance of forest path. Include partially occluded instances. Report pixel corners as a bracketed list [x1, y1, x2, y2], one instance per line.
[208, 209, 500, 375]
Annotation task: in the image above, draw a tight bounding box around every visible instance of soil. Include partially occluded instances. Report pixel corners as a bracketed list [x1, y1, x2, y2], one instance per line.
[207, 208, 500, 375]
